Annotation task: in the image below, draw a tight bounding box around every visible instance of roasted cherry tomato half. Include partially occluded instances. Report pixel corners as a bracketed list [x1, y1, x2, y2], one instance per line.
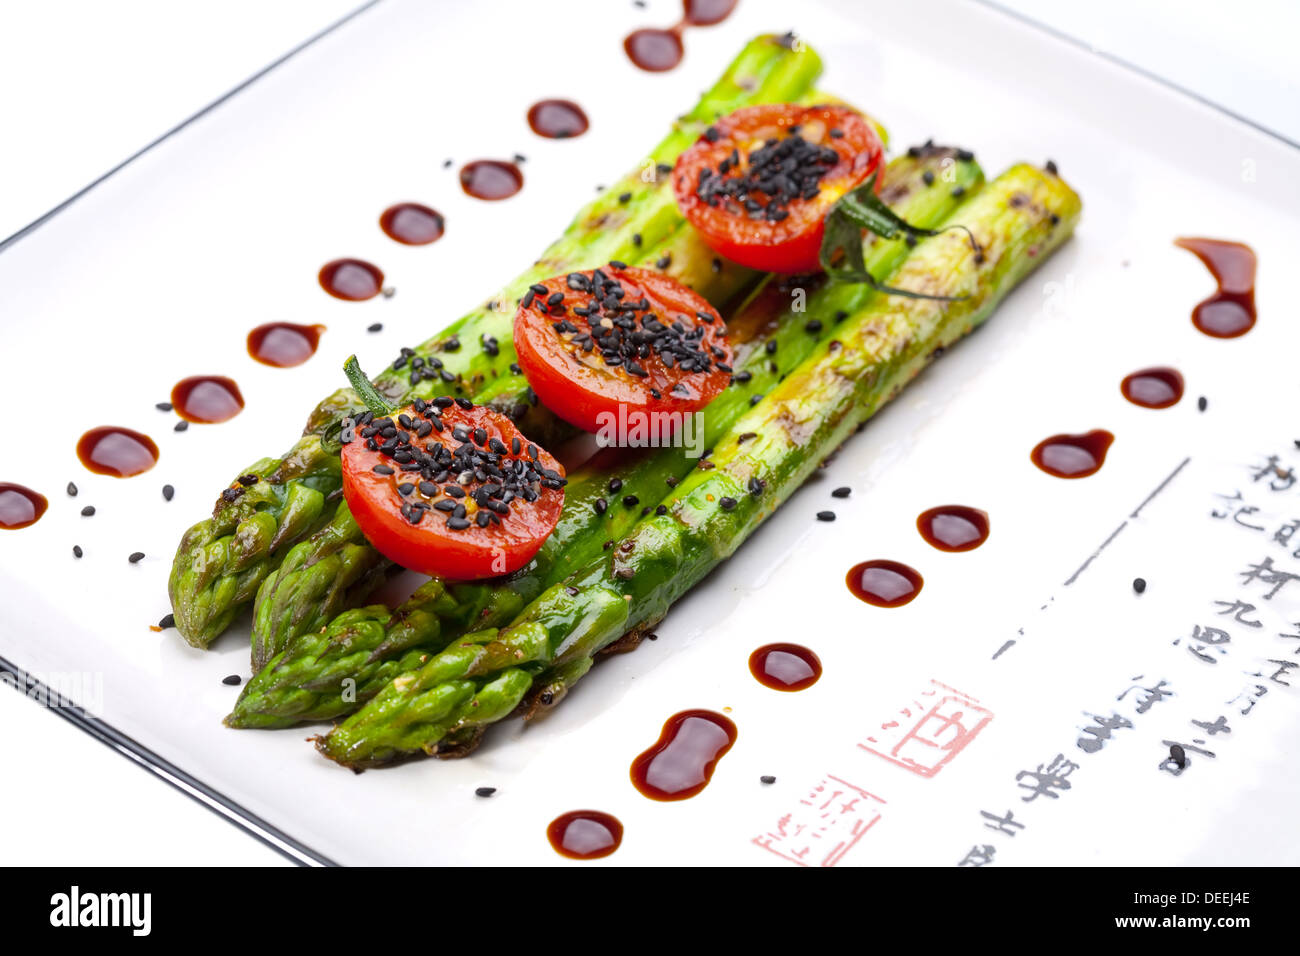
[513, 265, 732, 434]
[341, 400, 565, 580]
[673, 103, 885, 274]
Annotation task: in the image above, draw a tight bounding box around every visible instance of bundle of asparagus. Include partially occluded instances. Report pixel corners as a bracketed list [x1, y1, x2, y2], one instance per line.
[227, 145, 983, 727]
[168, 34, 825, 651]
[311, 162, 1082, 767]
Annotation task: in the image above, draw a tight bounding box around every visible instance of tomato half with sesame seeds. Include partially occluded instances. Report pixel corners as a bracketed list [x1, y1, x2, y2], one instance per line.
[673, 103, 885, 274]
[341, 399, 566, 580]
[512, 265, 732, 434]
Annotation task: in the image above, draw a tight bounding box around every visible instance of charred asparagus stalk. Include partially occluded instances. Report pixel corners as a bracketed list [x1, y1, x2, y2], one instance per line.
[227, 146, 982, 727]
[169, 35, 824, 650]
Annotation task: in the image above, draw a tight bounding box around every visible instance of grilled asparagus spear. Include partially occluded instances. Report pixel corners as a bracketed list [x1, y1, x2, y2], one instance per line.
[314, 163, 1082, 767]
[169, 35, 824, 650]
[226, 146, 982, 727]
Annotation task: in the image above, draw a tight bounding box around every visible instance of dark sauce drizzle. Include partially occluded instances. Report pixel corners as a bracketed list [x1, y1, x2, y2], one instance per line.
[1031, 429, 1114, 479]
[624, 0, 739, 72]
[0, 483, 47, 529]
[631, 709, 737, 800]
[459, 160, 524, 201]
[749, 643, 822, 691]
[1175, 237, 1256, 338]
[917, 506, 990, 552]
[846, 560, 924, 607]
[379, 203, 445, 245]
[248, 322, 325, 368]
[1120, 366, 1184, 409]
[527, 100, 589, 139]
[547, 811, 624, 860]
[319, 258, 384, 301]
[76, 427, 159, 478]
[171, 376, 245, 424]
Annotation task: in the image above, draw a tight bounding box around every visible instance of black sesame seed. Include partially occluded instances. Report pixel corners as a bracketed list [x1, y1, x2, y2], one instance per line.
[368, 322, 383, 332]
[72, 545, 83, 558]
[475, 786, 497, 797]
[81, 506, 95, 517]
[159, 613, 175, 629]
[162, 484, 175, 501]
[816, 511, 836, 522]
[128, 551, 145, 564]
[155, 402, 174, 412]
[223, 674, 242, 686]
[760, 775, 776, 784]
[1197, 396, 1208, 411]
[831, 486, 851, 498]
[618, 192, 631, 204]
[1133, 577, 1147, 594]
[174, 420, 189, 432]
[922, 170, 935, 186]
[66, 482, 78, 497]
[1169, 743, 1186, 769]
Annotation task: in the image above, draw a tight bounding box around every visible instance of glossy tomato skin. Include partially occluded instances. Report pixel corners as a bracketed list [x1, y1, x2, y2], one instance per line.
[673, 103, 884, 274]
[341, 403, 564, 580]
[513, 266, 731, 435]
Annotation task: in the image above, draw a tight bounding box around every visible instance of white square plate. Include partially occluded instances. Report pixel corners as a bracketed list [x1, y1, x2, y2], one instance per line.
[2, 0, 1298, 865]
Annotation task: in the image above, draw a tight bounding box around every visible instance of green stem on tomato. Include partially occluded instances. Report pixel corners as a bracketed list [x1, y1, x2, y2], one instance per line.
[343, 356, 397, 418]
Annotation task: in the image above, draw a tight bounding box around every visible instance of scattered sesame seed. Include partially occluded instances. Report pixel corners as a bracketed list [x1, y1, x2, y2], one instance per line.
[80, 506, 95, 517]
[368, 322, 383, 333]
[1133, 577, 1147, 594]
[159, 614, 175, 629]
[128, 552, 145, 564]
[760, 775, 776, 784]
[816, 511, 836, 522]
[1169, 743, 1186, 769]
[1197, 396, 1207, 412]
[155, 402, 173, 412]
[475, 786, 497, 798]
[72, 545, 83, 558]
[223, 674, 242, 686]
[66, 482, 77, 497]
[174, 420, 188, 432]
[831, 486, 851, 498]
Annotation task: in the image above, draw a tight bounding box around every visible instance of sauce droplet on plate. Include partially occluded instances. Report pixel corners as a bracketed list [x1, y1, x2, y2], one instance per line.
[631, 709, 737, 800]
[1031, 429, 1114, 478]
[917, 506, 990, 552]
[1120, 366, 1184, 408]
[846, 560, 924, 607]
[624, 28, 684, 72]
[76, 427, 159, 477]
[1175, 237, 1257, 338]
[171, 376, 245, 424]
[459, 160, 524, 201]
[749, 643, 822, 691]
[319, 258, 384, 301]
[624, 0, 737, 71]
[0, 483, 47, 529]
[527, 99, 590, 139]
[379, 203, 445, 245]
[683, 0, 739, 25]
[547, 810, 623, 860]
[247, 322, 325, 368]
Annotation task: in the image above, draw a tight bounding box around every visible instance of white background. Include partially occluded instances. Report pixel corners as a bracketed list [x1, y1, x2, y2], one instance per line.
[0, 0, 1296, 866]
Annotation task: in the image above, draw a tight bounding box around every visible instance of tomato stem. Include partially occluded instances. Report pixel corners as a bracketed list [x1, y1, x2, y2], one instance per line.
[343, 356, 398, 417]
